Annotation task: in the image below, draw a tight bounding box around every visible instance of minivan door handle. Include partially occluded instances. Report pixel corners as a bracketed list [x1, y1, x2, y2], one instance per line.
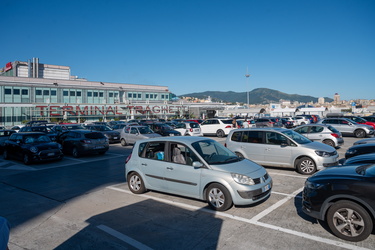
[141, 163, 147, 166]
[166, 167, 174, 170]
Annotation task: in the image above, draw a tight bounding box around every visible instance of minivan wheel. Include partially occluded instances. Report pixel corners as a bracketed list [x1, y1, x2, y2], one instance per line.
[296, 157, 316, 175]
[206, 183, 233, 211]
[128, 172, 146, 194]
[121, 138, 128, 146]
[327, 200, 373, 242]
[323, 139, 335, 147]
[216, 129, 225, 138]
[354, 129, 366, 138]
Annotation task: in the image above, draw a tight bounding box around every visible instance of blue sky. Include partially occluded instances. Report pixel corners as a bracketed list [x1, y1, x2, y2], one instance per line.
[1, 0, 374, 101]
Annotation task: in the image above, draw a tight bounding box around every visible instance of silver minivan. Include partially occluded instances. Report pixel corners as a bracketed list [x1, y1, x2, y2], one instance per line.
[120, 125, 161, 146]
[225, 128, 339, 175]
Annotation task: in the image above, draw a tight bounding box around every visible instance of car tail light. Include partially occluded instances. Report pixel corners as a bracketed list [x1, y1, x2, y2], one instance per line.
[224, 143, 227, 147]
[190, 128, 193, 132]
[125, 153, 132, 163]
[331, 133, 340, 138]
[80, 139, 92, 144]
[225, 125, 232, 128]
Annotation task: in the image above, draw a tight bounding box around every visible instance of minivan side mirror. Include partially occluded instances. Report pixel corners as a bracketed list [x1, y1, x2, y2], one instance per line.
[192, 161, 204, 168]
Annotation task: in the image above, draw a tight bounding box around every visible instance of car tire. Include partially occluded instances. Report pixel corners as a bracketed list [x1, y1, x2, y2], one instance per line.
[323, 139, 335, 147]
[3, 150, 9, 160]
[354, 129, 366, 138]
[216, 129, 225, 138]
[98, 151, 106, 155]
[72, 147, 80, 158]
[206, 183, 233, 211]
[296, 157, 316, 175]
[128, 172, 146, 194]
[23, 153, 31, 165]
[327, 200, 373, 242]
[121, 138, 127, 146]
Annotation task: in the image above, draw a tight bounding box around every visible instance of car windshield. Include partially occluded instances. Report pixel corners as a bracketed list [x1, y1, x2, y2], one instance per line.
[138, 127, 154, 134]
[356, 164, 375, 176]
[160, 124, 173, 130]
[192, 139, 240, 164]
[282, 130, 312, 144]
[24, 134, 51, 144]
[96, 126, 113, 131]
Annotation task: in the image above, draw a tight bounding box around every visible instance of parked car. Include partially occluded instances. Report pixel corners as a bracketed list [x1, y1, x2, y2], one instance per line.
[0, 130, 18, 153]
[345, 143, 375, 159]
[200, 118, 234, 137]
[125, 136, 272, 211]
[341, 153, 375, 166]
[174, 122, 203, 136]
[353, 137, 375, 145]
[3, 132, 63, 164]
[19, 125, 58, 141]
[84, 124, 121, 143]
[120, 125, 161, 146]
[186, 119, 203, 124]
[255, 117, 283, 128]
[362, 116, 375, 123]
[280, 118, 294, 128]
[318, 118, 374, 138]
[225, 128, 339, 175]
[298, 115, 315, 123]
[343, 116, 375, 129]
[56, 130, 109, 157]
[146, 123, 181, 137]
[50, 124, 85, 135]
[293, 124, 344, 148]
[302, 164, 375, 242]
[293, 116, 310, 125]
[281, 117, 296, 127]
[10, 125, 25, 132]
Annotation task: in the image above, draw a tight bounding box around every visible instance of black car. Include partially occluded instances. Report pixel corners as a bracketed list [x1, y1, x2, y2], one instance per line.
[0, 130, 17, 153]
[56, 130, 109, 157]
[345, 143, 375, 159]
[363, 116, 375, 123]
[280, 118, 294, 128]
[342, 153, 375, 166]
[302, 164, 375, 242]
[3, 132, 63, 164]
[146, 123, 181, 136]
[84, 125, 121, 143]
[19, 125, 58, 141]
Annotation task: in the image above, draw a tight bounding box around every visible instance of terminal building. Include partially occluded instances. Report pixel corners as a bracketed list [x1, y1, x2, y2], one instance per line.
[0, 58, 188, 126]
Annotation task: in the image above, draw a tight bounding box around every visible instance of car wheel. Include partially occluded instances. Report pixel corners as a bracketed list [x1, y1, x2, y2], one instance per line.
[206, 183, 233, 211]
[216, 129, 225, 138]
[235, 152, 245, 159]
[323, 139, 335, 147]
[72, 147, 80, 158]
[98, 151, 106, 155]
[296, 157, 316, 175]
[354, 129, 366, 138]
[3, 150, 9, 160]
[121, 138, 127, 146]
[128, 172, 146, 194]
[327, 200, 373, 242]
[23, 154, 31, 165]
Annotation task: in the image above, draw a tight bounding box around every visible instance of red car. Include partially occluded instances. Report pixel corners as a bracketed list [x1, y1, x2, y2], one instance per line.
[345, 116, 375, 129]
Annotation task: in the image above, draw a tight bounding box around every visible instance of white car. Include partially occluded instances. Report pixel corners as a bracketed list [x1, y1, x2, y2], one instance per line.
[174, 122, 203, 136]
[200, 118, 234, 137]
[294, 116, 310, 126]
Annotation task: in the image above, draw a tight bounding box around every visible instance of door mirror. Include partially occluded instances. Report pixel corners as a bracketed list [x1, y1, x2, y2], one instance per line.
[192, 161, 203, 168]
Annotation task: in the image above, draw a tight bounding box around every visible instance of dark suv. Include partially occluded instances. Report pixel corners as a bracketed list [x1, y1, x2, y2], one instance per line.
[84, 125, 121, 143]
[146, 123, 181, 136]
[56, 130, 109, 158]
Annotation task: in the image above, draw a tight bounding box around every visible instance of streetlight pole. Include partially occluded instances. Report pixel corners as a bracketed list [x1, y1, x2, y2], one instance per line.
[245, 67, 251, 107]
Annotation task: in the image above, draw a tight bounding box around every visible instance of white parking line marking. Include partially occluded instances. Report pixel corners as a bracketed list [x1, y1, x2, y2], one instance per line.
[97, 224, 154, 250]
[107, 185, 371, 250]
[267, 172, 308, 179]
[272, 191, 302, 199]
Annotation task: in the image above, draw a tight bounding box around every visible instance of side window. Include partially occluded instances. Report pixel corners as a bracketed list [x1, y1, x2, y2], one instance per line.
[144, 142, 165, 161]
[230, 131, 242, 142]
[130, 128, 137, 134]
[340, 120, 349, 125]
[315, 126, 324, 133]
[138, 142, 147, 157]
[265, 132, 287, 145]
[296, 126, 309, 134]
[170, 143, 200, 166]
[248, 131, 262, 143]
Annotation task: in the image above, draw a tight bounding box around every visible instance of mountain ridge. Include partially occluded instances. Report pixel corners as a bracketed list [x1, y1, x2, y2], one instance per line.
[179, 88, 333, 104]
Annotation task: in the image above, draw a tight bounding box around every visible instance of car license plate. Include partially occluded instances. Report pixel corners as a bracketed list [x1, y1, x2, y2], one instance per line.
[264, 184, 271, 192]
[170, 134, 174, 136]
[47, 153, 55, 156]
[113, 137, 118, 139]
[94, 146, 104, 149]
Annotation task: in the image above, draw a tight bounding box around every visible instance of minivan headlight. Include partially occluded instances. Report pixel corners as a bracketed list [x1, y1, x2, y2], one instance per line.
[231, 173, 255, 185]
[315, 150, 330, 157]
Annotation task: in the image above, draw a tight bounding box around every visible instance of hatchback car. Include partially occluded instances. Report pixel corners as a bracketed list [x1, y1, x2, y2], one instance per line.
[120, 125, 161, 146]
[255, 117, 283, 128]
[125, 137, 272, 211]
[0, 130, 17, 153]
[200, 118, 234, 137]
[225, 128, 339, 175]
[146, 123, 181, 137]
[56, 130, 109, 157]
[84, 124, 121, 143]
[345, 143, 375, 159]
[302, 164, 375, 242]
[318, 118, 374, 138]
[293, 124, 344, 148]
[3, 132, 63, 164]
[174, 122, 203, 136]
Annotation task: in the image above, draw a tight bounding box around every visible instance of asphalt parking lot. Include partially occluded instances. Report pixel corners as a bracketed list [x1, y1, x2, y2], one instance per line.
[1, 136, 374, 249]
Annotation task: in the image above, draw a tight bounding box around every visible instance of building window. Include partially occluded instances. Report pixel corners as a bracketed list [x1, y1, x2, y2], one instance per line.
[99, 92, 104, 97]
[77, 91, 81, 97]
[36, 90, 42, 95]
[51, 90, 57, 96]
[70, 91, 76, 96]
[43, 90, 50, 95]
[22, 89, 28, 95]
[109, 93, 113, 97]
[94, 92, 98, 97]
[63, 91, 69, 96]
[146, 94, 149, 98]
[88, 91, 92, 97]
[138, 93, 141, 98]
[14, 89, 20, 95]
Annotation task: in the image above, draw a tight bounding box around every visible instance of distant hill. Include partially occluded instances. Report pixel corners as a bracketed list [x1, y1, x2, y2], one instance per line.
[179, 88, 333, 104]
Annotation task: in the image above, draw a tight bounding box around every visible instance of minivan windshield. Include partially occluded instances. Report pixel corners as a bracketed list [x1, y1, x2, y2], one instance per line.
[282, 130, 312, 144]
[192, 139, 240, 164]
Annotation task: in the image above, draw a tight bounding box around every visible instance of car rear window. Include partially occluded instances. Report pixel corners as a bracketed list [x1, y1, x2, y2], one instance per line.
[221, 120, 233, 124]
[84, 132, 105, 139]
[189, 123, 200, 128]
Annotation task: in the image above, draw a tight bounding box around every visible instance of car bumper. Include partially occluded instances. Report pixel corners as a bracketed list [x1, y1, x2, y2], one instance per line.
[316, 155, 340, 170]
[230, 178, 273, 206]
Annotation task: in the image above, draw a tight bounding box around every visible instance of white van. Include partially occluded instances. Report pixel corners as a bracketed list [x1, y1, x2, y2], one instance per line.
[225, 128, 339, 175]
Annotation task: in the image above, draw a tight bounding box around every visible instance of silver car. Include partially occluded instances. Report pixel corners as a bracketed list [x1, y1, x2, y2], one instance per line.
[125, 136, 272, 211]
[318, 118, 374, 138]
[225, 128, 339, 175]
[120, 125, 161, 146]
[293, 124, 344, 148]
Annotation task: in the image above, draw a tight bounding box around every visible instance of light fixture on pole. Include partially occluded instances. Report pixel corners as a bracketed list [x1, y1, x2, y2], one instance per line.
[245, 67, 251, 107]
